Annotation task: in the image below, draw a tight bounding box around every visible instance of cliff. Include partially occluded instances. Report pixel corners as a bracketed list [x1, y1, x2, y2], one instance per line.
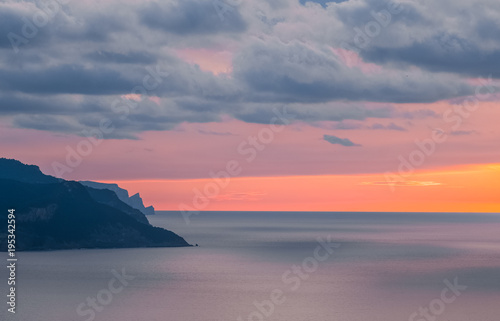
[0, 158, 189, 251]
[79, 181, 156, 215]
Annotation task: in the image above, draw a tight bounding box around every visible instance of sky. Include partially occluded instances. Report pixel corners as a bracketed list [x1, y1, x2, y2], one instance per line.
[1, 0, 500, 212]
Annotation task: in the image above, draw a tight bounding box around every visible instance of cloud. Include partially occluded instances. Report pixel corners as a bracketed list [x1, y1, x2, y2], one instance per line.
[197, 129, 236, 136]
[232, 102, 392, 124]
[361, 38, 500, 78]
[0, 65, 135, 95]
[85, 51, 157, 64]
[315, 120, 407, 131]
[0, 0, 497, 140]
[348, 0, 500, 77]
[139, 0, 246, 35]
[370, 122, 406, 131]
[0, 1, 128, 51]
[0, 94, 82, 115]
[332, 121, 364, 130]
[450, 130, 478, 136]
[13, 115, 81, 133]
[323, 134, 361, 147]
[5, 94, 223, 139]
[233, 39, 473, 104]
[397, 109, 439, 120]
[300, 0, 348, 7]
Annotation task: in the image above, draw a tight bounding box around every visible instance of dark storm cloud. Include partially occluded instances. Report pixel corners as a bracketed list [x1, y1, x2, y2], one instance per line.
[323, 134, 361, 147]
[139, 0, 247, 35]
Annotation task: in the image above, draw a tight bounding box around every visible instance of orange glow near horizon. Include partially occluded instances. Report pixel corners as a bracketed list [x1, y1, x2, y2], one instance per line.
[103, 163, 500, 213]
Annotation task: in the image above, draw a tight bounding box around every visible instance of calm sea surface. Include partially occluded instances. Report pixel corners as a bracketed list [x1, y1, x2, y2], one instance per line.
[2, 211, 500, 321]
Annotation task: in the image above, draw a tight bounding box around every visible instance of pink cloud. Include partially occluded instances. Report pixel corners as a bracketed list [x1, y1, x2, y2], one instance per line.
[331, 48, 382, 74]
[176, 48, 233, 75]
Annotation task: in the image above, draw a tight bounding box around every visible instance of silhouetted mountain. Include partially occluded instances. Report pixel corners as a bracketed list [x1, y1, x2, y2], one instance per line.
[80, 181, 156, 215]
[0, 158, 151, 224]
[0, 159, 190, 251]
[0, 158, 60, 184]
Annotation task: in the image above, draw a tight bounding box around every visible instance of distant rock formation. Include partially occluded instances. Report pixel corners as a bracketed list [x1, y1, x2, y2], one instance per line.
[84, 186, 150, 225]
[79, 181, 156, 215]
[0, 158, 189, 251]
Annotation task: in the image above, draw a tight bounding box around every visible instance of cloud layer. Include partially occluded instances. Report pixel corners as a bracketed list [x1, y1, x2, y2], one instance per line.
[0, 0, 498, 139]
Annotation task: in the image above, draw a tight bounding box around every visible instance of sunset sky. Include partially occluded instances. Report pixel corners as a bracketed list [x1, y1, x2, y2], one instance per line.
[1, 0, 499, 212]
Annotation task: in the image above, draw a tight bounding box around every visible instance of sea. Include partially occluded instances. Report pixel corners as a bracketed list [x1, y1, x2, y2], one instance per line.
[2, 211, 500, 321]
